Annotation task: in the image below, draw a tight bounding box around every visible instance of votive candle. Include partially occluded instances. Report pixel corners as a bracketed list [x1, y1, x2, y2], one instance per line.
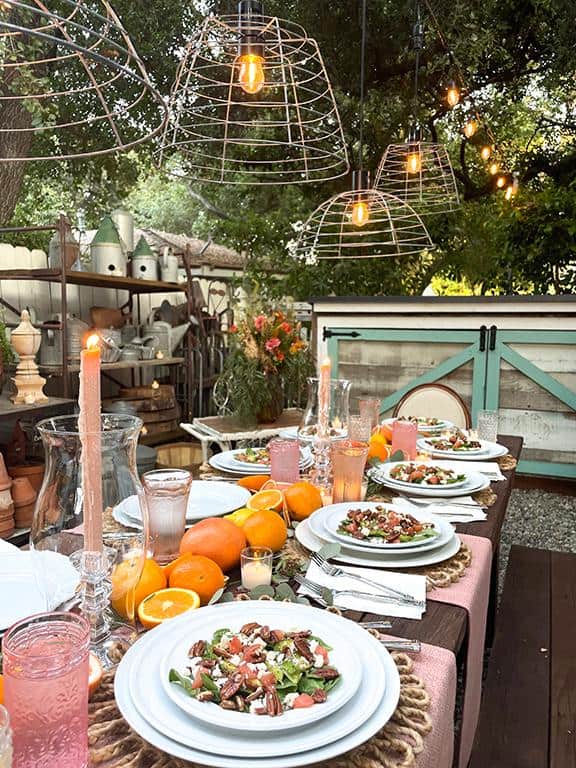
[241, 547, 273, 590]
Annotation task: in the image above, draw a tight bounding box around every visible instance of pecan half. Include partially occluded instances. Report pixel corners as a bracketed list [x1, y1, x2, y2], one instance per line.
[240, 622, 261, 635]
[197, 691, 215, 702]
[234, 695, 247, 712]
[312, 689, 328, 703]
[245, 687, 264, 702]
[258, 625, 272, 642]
[294, 637, 315, 662]
[189, 640, 206, 657]
[265, 687, 283, 716]
[220, 700, 237, 710]
[310, 667, 340, 680]
[288, 630, 312, 639]
[269, 629, 286, 643]
[220, 672, 244, 700]
[213, 646, 233, 659]
[199, 659, 216, 669]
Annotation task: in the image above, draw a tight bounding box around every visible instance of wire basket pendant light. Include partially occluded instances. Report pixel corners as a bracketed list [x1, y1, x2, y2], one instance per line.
[158, 0, 349, 185]
[0, 0, 166, 163]
[293, 0, 433, 261]
[373, 0, 460, 216]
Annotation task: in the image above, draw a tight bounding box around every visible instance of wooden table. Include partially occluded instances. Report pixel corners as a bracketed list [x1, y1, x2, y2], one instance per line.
[343, 434, 523, 655]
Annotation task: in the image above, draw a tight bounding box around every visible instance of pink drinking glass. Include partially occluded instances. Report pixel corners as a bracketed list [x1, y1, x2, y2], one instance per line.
[391, 420, 418, 460]
[358, 397, 381, 432]
[269, 439, 300, 484]
[348, 414, 372, 443]
[3, 612, 90, 768]
[331, 441, 369, 503]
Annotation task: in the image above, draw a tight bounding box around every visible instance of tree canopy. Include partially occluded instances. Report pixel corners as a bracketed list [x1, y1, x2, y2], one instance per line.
[4, 0, 575, 296]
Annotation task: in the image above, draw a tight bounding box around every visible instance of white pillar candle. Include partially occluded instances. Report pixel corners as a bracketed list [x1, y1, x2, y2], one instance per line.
[241, 560, 272, 590]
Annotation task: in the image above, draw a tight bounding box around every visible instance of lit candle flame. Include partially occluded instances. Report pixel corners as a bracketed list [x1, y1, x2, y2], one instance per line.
[141, 425, 148, 435]
[86, 333, 100, 350]
[151, 379, 160, 390]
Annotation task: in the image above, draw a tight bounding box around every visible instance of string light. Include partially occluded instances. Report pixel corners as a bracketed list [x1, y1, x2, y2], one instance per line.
[496, 175, 507, 188]
[406, 149, 423, 174]
[489, 162, 499, 175]
[463, 119, 478, 139]
[446, 80, 460, 107]
[505, 176, 519, 200]
[480, 145, 492, 161]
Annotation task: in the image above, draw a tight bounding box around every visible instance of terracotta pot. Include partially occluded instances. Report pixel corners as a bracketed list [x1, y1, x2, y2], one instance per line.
[0, 453, 12, 492]
[8, 462, 45, 493]
[90, 306, 127, 329]
[11, 476, 37, 508]
[0, 503, 14, 521]
[14, 501, 34, 528]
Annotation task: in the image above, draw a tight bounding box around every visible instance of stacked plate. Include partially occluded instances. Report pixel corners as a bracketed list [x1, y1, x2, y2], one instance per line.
[417, 436, 508, 461]
[368, 460, 491, 498]
[296, 501, 461, 569]
[382, 417, 454, 435]
[112, 481, 251, 529]
[209, 446, 313, 476]
[114, 600, 401, 767]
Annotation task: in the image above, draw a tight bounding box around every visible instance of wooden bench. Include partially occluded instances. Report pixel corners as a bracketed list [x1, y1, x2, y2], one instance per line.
[469, 545, 576, 768]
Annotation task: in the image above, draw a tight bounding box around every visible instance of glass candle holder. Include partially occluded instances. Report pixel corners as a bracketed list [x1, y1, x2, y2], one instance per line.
[269, 439, 300, 484]
[391, 420, 418, 460]
[142, 469, 192, 565]
[241, 547, 273, 590]
[332, 441, 369, 504]
[348, 414, 372, 443]
[3, 612, 90, 768]
[476, 410, 499, 443]
[358, 397, 381, 432]
[0, 706, 12, 768]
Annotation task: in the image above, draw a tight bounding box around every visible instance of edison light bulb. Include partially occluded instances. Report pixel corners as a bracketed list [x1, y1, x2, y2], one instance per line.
[489, 162, 499, 176]
[446, 81, 460, 107]
[505, 185, 514, 201]
[237, 53, 265, 94]
[351, 200, 370, 227]
[406, 151, 422, 174]
[463, 120, 477, 139]
[480, 145, 492, 161]
[496, 175, 507, 188]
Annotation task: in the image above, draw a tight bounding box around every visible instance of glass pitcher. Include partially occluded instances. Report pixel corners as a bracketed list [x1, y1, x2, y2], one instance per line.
[298, 377, 352, 441]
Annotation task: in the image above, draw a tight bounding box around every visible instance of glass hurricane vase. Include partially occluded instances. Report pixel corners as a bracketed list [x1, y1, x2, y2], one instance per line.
[31, 414, 149, 667]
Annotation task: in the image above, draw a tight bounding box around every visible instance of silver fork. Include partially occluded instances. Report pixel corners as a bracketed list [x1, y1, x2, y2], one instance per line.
[311, 552, 417, 603]
[294, 574, 425, 609]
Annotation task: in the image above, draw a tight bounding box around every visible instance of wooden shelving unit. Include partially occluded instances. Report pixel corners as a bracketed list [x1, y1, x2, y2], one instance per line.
[39, 357, 185, 374]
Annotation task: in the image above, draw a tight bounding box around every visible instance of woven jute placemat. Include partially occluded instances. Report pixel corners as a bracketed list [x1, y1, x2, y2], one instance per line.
[89, 646, 431, 768]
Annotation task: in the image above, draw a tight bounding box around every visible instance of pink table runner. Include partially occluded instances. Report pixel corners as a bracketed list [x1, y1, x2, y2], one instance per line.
[428, 532, 492, 768]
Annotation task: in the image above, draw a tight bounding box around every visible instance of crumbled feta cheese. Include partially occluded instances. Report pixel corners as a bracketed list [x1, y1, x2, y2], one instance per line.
[283, 693, 299, 709]
[249, 699, 265, 714]
[361, 526, 370, 536]
[252, 637, 267, 647]
[313, 653, 325, 668]
[309, 640, 318, 654]
[212, 664, 222, 678]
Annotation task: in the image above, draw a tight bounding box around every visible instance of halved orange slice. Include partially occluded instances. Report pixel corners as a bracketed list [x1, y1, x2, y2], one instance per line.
[137, 587, 201, 630]
[88, 652, 104, 697]
[246, 488, 284, 512]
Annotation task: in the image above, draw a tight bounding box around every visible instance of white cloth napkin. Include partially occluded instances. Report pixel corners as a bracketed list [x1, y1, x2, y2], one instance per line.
[392, 497, 487, 524]
[449, 461, 505, 480]
[298, 561, 426, 619]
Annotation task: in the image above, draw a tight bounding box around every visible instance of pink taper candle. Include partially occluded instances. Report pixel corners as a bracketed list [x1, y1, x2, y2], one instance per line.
[318, 356, 331, 440]
[79, 334, 103, 553]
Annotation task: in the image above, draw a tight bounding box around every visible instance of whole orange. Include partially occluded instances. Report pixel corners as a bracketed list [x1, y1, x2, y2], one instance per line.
[111, 557, 166, 618]
[169, 553, 225, 605]
[284, 481, 323, 522]
[179, 517, 247, 572]
[377, 423, 393, 442]
[368, 433, 392, 462]
[243, 509, 288, 552]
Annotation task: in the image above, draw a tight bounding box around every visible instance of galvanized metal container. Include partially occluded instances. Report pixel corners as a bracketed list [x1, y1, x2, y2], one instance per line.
[91, 216, 127, 276]
[130, 236, 158, 281]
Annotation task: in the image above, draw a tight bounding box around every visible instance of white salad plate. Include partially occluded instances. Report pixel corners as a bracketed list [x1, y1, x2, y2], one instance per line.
[369, 462, 490, 498]
[209, 448, 313, 475]
[296, 517, 461, 569]
[382, 417, 453, 434]
[160, 607, 362, 733]
[377, 461, 470, 490]
[115, 601, 400, 767]
[0, 551, 79, 630]
[316, 502, 455, 552]
[417, 438, 508, 461]
[113, 482, 251, 529]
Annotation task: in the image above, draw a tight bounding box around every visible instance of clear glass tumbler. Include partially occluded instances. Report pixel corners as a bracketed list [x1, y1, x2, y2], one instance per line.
[241, 547, 273, 590]
[0, 706, 12, 768]
[142, 469, 192, 565]
[477, 410, 499, 442]
[269, 439, 300, 484]
[358, 397, 381, 432]
[332, 441, 369, 504]
[348, 414, 372, 443]
[391, 420, 418, 461]
[2, 612, 90, 768]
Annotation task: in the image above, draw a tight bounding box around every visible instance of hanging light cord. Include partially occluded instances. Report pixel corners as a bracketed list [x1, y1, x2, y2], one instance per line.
[412, 0, 424, 121]
[358, 0, 367, 170]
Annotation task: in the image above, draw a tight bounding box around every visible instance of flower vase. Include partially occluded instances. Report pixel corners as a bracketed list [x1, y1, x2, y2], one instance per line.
[256, 373, 284, 424]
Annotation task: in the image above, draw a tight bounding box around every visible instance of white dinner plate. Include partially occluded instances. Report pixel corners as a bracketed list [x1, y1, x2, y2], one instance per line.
[296, 517, 461, 569]
[209, 451, 313, 476]
[377, 461, 470, 490]
[369, 462, 490, 498]
[316, 502, 455, 552]
[0, 551, 79, 630]
[114, 482, 251, 526]
[115, 602, 400, 767]
[417, 438, 508, 461]
[129, 612, 382, 757]
[161, 607, 362, 733]
[382, 417, 453, 434]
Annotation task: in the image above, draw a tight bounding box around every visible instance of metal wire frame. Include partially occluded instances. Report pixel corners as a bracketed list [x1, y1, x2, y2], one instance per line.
[292, 189, 434, 261]
[374, 141, 460, 216]
[0, 0, 167, 162]
[158, 13, 349, 185]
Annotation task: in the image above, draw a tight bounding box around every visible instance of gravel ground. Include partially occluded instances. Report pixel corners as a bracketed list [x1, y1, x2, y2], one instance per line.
[498, 487, 576, 596]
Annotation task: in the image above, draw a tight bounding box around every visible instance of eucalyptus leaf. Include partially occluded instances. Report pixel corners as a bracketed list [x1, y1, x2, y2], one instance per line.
[275, 582, 296, 601]
[208, 587, 225, 605]
[320, 587, 334, 606]
[318, 542, 341, 560]
[296, 597, 311, 605]
[249, 585, 275, 598]
[220, 591, 235, 602]
[389, 450, 405, 463]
